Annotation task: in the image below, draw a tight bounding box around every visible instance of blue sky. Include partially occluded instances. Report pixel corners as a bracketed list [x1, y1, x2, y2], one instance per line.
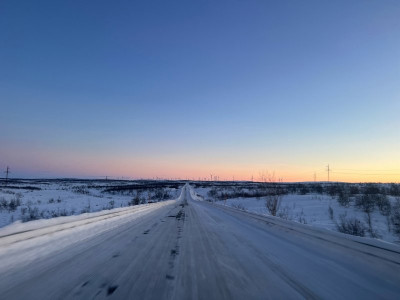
[1, 0, 399, 181]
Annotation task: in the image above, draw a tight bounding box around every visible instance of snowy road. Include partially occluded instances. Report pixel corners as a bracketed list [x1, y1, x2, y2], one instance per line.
[0, 185, 400, 299]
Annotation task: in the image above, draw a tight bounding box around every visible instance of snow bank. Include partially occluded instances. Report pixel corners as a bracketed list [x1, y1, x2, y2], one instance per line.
[193, 186, 400, 245]
[0, 187, 185, 272]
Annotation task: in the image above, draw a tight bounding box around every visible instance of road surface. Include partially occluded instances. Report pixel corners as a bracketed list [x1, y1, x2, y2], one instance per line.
[0, 184, 399, 299]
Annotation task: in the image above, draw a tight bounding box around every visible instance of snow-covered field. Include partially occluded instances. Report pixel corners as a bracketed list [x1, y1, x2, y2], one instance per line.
[192, 182, 400, 244]
[2, 179, 399, 245]
[0, 179, 182, 228]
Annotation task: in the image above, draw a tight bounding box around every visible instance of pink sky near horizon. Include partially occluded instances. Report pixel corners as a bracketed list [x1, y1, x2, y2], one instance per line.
[2, 146, 399, 183]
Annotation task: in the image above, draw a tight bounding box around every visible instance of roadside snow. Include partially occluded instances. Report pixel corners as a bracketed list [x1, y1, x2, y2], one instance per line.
[194, 186, 400, 244]
[0, 187, 185, 272]
[0, 181, 180, 228]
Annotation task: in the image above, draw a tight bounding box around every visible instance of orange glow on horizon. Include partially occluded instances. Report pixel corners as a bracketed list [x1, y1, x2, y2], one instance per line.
[4, 145, 399, 183]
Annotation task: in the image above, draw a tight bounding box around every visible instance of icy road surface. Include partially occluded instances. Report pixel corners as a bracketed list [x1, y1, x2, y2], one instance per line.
[0, 184, 399, 299]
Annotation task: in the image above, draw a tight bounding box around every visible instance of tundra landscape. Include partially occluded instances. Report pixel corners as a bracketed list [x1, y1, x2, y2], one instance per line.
[1, 0, 399, 299]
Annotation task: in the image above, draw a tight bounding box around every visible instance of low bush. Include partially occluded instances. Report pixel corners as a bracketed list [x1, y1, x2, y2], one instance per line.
[231, 203, 247, 211]
[328, 206, 334, 220]
[391, 198, 400, 237]
[337, 188, 351, 207]
[277, 205, 291, 220]
[336, 214, 366, 237]
[21, 206, 41, 222]
[355, 194, 376, 214]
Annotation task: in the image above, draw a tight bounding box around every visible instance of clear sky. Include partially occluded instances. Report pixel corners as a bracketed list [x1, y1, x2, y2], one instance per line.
[1, 0, 399, 182]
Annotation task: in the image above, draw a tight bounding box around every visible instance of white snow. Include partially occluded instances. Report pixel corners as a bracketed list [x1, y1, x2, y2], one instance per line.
[0, 180, 180, 228]
[0, 184, 399, 299]
[0, 186, 185, 272]
[193, 185, 400, 245]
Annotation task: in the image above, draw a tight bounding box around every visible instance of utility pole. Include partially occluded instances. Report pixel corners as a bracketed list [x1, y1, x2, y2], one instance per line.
[4, 166, 10, 186]
[326, 164, 330, 182]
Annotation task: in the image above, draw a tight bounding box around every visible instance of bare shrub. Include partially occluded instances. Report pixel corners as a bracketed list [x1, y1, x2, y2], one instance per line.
[129, 191, 142, 206]
[349, 185, 359, 195]
[73, 186, 90, 195]
[266, 195, 281, 216]
[327, 184, 340, 198]
[0, 197, 7, 211]
[277, 205, 291, 220]
[355, 194, 375, 214]
[22, 206, 41, 222]
[328, 206, 334, 220]
[363, 183, 381, 195]
[3, 190, 15, 195]
[311, 183, 323, 194]
[108, 200, 115, 210]
[50, 209, 69, 218]
[80, 200, 91, 214]
[152, 188, 163, 200]
[299, 185, 310, 195]
[231, 203, 247, 211]
[207, 188, 218, 199]
[355, 192, 387, 238]
[297, 209, 307, 224]
[376, 195, 391, 216]
[389, 184, 400, 197]
[336, 214, 366, 237]
[391, 198, 400, 237]
[8, 198, 20, 212]
[364, 213, 379, 238]
[337, 186, 351, 207]
[15, 192, 23, 202]
[20, 206, 27, 216]
[263, 173, 284, 216]
[151, 188, 172, 201]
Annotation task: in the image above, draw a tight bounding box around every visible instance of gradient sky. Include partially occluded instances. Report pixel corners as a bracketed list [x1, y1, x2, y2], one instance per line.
[1, 0, 399, 182]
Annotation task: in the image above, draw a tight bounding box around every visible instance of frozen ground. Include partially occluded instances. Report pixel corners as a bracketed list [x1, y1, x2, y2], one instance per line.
[0, 184, 399, 299]
[192, 183, 400, 244]
[0, 179, 182, 228]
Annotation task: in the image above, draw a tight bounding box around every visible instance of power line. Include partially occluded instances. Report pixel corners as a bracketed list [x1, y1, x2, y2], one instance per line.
[334, 168, 400, 172]
[326, 164, 330, 182]
[332, 171, 400, 176]
[4, 166, 10, 186]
